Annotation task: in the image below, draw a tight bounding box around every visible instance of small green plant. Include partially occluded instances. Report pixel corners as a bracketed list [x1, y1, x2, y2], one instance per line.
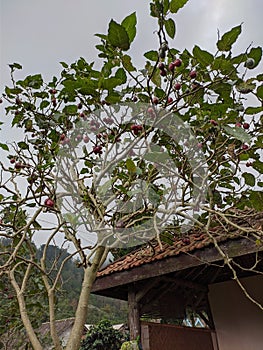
[80, 319, 127, 350]
[120, 340, 139, 350]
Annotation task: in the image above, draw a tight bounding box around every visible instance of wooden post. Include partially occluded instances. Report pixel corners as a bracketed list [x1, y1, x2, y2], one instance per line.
[128, 286, 140, 340]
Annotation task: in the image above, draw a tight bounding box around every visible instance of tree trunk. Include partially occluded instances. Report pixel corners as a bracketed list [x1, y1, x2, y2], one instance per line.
[9, 267, 43, 350]
[65, 246, 105, 350]
[18, 292, 43, 350]
[48, 289, 63, 350]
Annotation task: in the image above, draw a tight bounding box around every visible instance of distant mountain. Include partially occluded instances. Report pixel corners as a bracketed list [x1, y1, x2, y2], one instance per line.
[0, 239, 127, 336]
[38, 244, 128, 324]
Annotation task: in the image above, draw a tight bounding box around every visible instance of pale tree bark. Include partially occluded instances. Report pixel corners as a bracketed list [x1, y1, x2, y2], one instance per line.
[65, 245, 105, 350]
[9, 265, 43, 350]
[47, 289, 63, 350]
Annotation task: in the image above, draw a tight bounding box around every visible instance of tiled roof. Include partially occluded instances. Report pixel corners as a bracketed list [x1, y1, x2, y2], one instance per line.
[97, 209, 263, 278]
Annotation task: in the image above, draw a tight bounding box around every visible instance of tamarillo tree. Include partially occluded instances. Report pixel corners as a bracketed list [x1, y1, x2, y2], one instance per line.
[0, 0, 263, 349]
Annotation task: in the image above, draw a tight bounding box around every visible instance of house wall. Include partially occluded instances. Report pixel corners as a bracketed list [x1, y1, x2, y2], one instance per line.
[208, 275, 263, 350]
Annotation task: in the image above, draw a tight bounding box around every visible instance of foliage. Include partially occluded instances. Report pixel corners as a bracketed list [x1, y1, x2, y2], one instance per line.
[0, 0, 262, 349]
[80, 319, 127, 350]
[0, 238, 49, 336]
[87, 295, 128, 325]
[120, 341, 140, 350]
[0, 241, 127, 335]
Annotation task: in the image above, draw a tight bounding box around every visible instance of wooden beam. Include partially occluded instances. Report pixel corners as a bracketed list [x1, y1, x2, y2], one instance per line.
[135, 278, 161, 303]
[92, 237, 262, 294]
[141, 280, 172, 307]
[128, 286, 140, 341]
[167, 277, 208, 292]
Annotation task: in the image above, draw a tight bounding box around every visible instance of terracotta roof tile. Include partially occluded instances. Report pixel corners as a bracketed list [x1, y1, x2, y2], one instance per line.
[97, 209, 263, 278]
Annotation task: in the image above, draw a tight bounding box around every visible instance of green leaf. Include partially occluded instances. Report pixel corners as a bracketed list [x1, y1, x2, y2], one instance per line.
[148, 185, 161, 206]
[101, 77, 123, 90]
[213, 58, 236, 76]
[33, 91, 49, 99]
[144, 50, 159, 62]
[150, 3, 159, 17]
[84, 159, 94, 168]
[164, 18, 176, 39]
[0, 143, 9, 151]
[242, 172, 255, 186]
[223, 125, 252, 143]
[257, 74, 263, 81]
[212, 81, 232, 101]
[145, 61, 161, 87]
[17, 141, 29, 150]
[144, 152, 170, 164]
[40, 100, 50, 110]
[80, 168, 89, 174]
[249, 191, 263, 211]
[163, 0, 170, 14]
[248, 47, 262, 69]
[108, 20, 130, 50]
[154, 87, 166, 99]
[121, 12, 137, 44]
[79, 80, 99, 97]
[193, 46, 213, 67]
[126, 158, 137, 173]
[239, 154, 249, 161]
[170, 0, 189, 13]
[9, 62, 22, 70]
[63, 77, 99, 97]
[96, 44, 105, 54]
[26, 74, 43, 89]
[27, 202, 37, 208]
[236, 81, 256, 94]
[137, 93, 150, 103]
[231, 53, 246, 65]
[255, 135, 263, 148]
[63, 104, 78, 115]
[151, 68, 161, 88]
[95, 33, 108, 40]
[105, 91, 121, 104]
[169, 48, 180, 57]
[48, 129, 59, 142]
[115, 68, 127, 84]
[253, 160, 263, 173]
[60, 61, 68, 68]
[256, 85, 263, 99]
[12, 113, 23, 126]
[245, 106, 263, 115]
[217, 24, 242, 51]
[122, 55, 136, 72]
[101, 61, 115, 78]
[5, 86, 22, 96]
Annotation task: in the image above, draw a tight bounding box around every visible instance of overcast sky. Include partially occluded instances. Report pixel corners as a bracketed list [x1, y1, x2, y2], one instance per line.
[1, 0, 262, 142]
[1, 0, 263, 90]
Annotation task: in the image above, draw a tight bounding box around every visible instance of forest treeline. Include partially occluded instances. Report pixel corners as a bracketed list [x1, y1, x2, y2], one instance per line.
[0, 238, 128, 335]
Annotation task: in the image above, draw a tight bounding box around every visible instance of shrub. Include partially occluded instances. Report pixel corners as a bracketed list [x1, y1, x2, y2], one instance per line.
[120, 340, 139, 350]
[80, 319, 127, 350]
